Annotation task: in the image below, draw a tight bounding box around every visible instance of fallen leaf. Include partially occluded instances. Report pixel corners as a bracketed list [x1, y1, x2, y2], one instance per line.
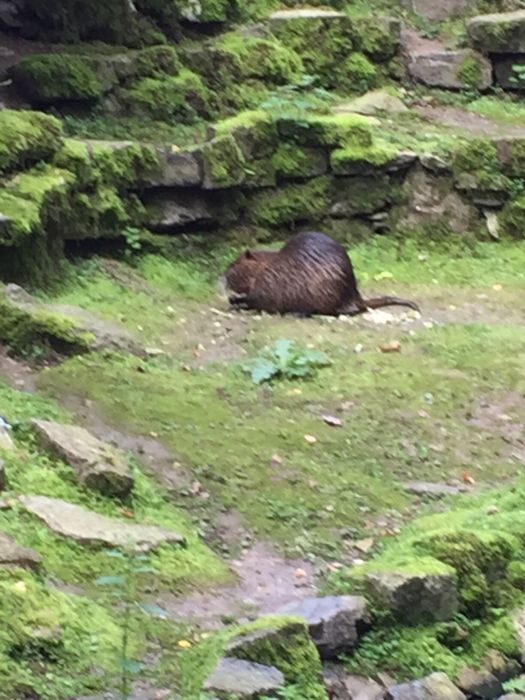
[120, 508, 134, 519]
[340, 401, 355, 412]
[379, 340, 401, 353]
[308, 478, 319, 489]
[486, 505, 499, 515]
[177, 640, 192, 649]
[354, 343, 364, 354]
[271, 454, 283, 466]
[190, 480, 202, 495]
[492, 284, 503, 292]
[374, 271, 394, 281]
[322, 414, 343, 427]
[13, 581, 27, 593]
[304, 434, 317, 444]
[294, 568, 308, 578]
[462, 472, 476, 485]
[355, 537, 375, 553]
[325, 504, 335, 512]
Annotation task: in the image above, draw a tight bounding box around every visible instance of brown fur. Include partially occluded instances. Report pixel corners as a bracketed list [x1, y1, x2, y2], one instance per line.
[224, 231, 419, 316]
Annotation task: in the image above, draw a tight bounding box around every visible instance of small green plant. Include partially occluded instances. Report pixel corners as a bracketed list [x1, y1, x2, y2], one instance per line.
[243, 338, 331, 385]
[261, 74, 335, 120]
[503, 678, 525, 694]
[510, 63, 525, 86]
[122, 226, 143, 255]
[95, 547, 168, 699]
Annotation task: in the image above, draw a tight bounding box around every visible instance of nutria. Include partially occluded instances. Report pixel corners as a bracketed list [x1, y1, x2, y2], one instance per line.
[224, 231, 419, 316]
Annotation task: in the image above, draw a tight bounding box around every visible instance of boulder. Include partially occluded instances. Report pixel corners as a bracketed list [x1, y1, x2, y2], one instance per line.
[387, 673, 466, 700]
[0, 532, 42, 571]
[468, 10, 525, 53]
[456, 668, 502, 699]
[277, 595, 369, 659]
[401, 0, 469, 22]
[269, 8, 347, 20]
[408, 50, 492, 90]
[483, 650, 521, 683]
[203, 658, 285, 699]
[403, 482, 468, 497]
[361, 568, 458, 623]
[0, 0, 23, 29]
[144, 190, 215, 231]
[344, 674, 385, 700]
[147, 147, 202, 188]
[32, 420, 134, 498]
[334, 90, 409, 116]
[19, 495, 186, 551]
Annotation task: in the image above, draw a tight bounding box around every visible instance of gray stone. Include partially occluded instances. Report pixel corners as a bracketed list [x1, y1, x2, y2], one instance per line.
[324, 668, 352, 700]
[457, 668, 503, 699]
[498, 695, 525, 700]
[403, 481, 468, 497]
[345, 674, 385, 700]
[0, 531, 42, 571]
[363, 569, 458, 623]
[408, 50, 492, 90]
[32, 420, 134, 498]
[334, 90, 409, 116]
[277, 595, 369, 659]
[513, 607, 525, 663]
[203, 658, 285, 699]
[387, 673, 466, 700]
[420, 153, 452, 173]
[147, 147, 202, 187]
[401, 0, 469, 22]
[2, 283, 145, 357]
[145, 191, 215, 231]
[0, 0, 23, 28]
[485, 210, 500, 240]
[468, 10, 525, 53]
[454, 173, 509, 207]
[19, 495, 186, 551]
[483, 649, 521, 683]
[0, 425, 13, 451]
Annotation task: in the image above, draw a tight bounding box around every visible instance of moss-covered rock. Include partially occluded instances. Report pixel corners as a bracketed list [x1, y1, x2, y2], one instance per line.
[0, 110, 63, 175]
[273, 143, 329, 178]
[344, 52, 379, 93]
[468, 9, 525, 53]
[331, 140, 401, 175]
[133, 44, 180, 78]
[247, 176, 331, 227]
[179, 615, 327, 699]
[500, 194, 525, 239]
[11, 54, 105, 104]
[277, 113, 373, 148]
[201, 134, 246, 189]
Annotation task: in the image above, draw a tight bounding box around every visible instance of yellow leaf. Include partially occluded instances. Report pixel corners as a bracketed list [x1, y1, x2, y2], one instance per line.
[177, 639, 192, 649]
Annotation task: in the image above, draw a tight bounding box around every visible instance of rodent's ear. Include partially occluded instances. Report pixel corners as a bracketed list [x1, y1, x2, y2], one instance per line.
[244, 250, 255, 260]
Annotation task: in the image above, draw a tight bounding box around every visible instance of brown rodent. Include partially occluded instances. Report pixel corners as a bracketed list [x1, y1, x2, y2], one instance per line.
[224, 231, 419, 316]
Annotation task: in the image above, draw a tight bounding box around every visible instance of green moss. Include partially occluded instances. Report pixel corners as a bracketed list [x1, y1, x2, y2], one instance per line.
[273, 143, 328, 178]
[500, 194, 525, 239]
[213, 110, 278, 157]
[133, 44, 179, 78]
[11, 54, 104, 104]
[179, 0, 233, 22]
[353, 17, 401, 62]
[344, 52, 379, 93]
[500, 138, 525, 178]
[0, 568, 126, 699]
[331, 139, 399, 174]
[0, 166, 74, 246]
[453, 138, 510, 191]
[202, 134, 246, 188]
[247, 176, 331, 227]
[457, 53, 486, 89]
[0, 110, 63, 175]
[179, 615, 326, 699]
[124, 68, 210, 122]
[278, 113, 373, 148]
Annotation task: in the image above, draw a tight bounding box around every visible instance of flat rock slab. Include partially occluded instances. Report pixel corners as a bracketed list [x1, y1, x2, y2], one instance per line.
[403, 481, 468, 497]
[468, 10, 525, 53]
[20, 495, 186, 551]
[278, 595, 369, 659]
[334, 90, 408, 116]
[0, 531, 42, 571]
[345, 674, 385, 700]
[387, 673, 466, 700]
[3, 284, 145, 357]
[147, 147, 202, 188]
[32, 419, 134, 498]
[408, 50, 492, 90]
[204, 658, 285, 698]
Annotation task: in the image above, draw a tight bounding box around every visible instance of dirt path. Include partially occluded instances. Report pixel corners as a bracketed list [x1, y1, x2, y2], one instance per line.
[416, 104, 525, 138]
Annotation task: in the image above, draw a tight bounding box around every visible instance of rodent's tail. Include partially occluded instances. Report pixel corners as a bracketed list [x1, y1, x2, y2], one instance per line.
[361, 296, 420, 313]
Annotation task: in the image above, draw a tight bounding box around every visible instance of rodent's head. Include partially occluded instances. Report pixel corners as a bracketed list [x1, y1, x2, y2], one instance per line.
[225, 249, 265, 294]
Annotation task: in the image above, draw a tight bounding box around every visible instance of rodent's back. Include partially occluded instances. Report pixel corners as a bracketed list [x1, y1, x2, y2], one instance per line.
[251, 231, 361, 314]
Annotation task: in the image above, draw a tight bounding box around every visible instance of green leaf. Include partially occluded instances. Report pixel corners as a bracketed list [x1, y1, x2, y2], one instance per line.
[106, 549, 125, 558]
[138, 602, 169, 619]
[273, 338, 293, 365]
[251, 359, 278, 385]
[95, 575, 126, 586]
[121, 659, 143, 674]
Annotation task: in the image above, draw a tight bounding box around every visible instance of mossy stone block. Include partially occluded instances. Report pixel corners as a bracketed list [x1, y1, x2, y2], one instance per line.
[277, 113, 373, 148]
[11, 54, 105, 104]
[468, 10, 525, 53]
[273, 143, 329, 178]
[247, 176, 331, 227]
[202, 134, 246, 189]
[0, 110, 63, 175]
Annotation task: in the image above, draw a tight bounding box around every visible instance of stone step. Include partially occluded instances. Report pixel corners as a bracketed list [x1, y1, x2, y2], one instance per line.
[19, 495, 186, 551]
[0, 531, 42, 570]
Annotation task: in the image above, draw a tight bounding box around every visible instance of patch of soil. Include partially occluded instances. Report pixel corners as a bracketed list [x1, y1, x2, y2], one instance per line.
[0, 346, 37, 391]
[402, 27, 450, 55]
[468, 391, 525, 447]
[416, 104, 525, 138]
[161, 539, 317, 628]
